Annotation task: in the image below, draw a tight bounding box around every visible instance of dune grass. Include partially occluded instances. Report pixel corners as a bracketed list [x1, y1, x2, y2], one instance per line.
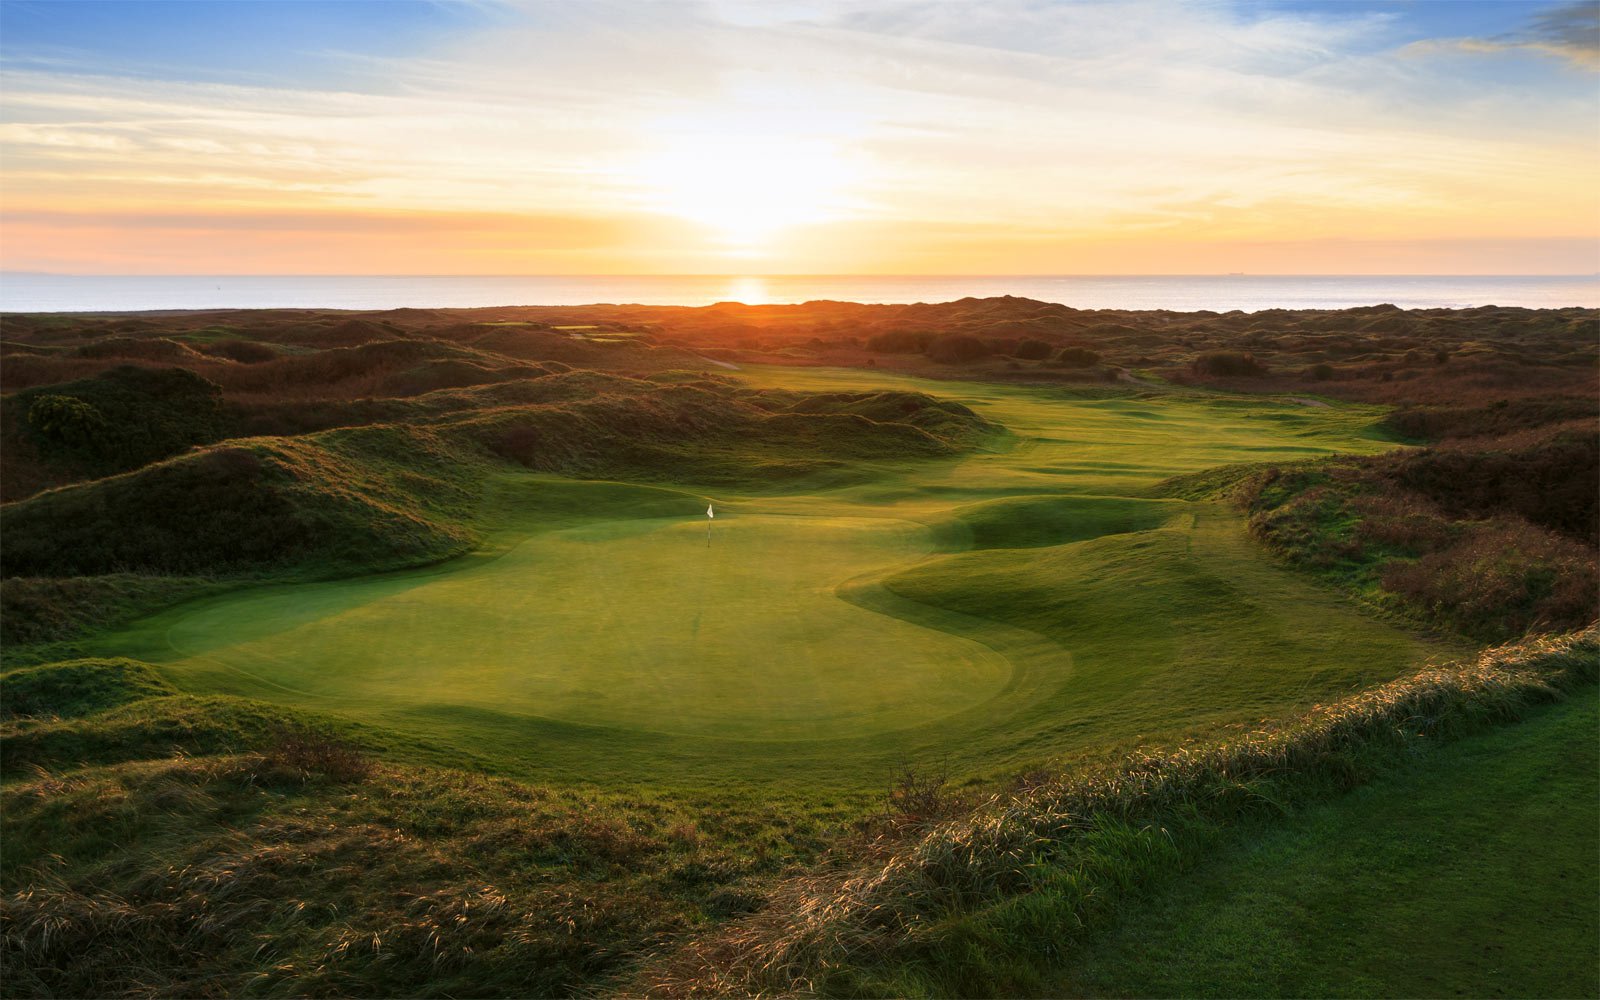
[81, 368, 1457, 789]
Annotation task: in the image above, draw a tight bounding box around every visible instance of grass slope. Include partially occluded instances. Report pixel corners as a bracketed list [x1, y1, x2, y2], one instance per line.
[0, 677, 849, 998]
[79, 369, 1454, 788]
[1060, 689, 1600, 999]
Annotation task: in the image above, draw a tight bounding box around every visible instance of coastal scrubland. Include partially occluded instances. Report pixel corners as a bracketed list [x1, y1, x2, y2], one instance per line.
[1, 298, 1594, 997]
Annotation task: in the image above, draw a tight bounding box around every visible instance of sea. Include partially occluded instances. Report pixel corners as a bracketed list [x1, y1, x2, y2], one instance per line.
[2, 273, 1597, 314]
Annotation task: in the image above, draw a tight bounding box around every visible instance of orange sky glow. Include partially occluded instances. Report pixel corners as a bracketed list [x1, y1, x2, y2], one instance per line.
[2, 1, 1597, 275]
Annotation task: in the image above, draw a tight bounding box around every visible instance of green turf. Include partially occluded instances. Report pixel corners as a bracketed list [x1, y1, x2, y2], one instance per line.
[96, 368, 1458, 788]
[1057, 688, 1600, 999]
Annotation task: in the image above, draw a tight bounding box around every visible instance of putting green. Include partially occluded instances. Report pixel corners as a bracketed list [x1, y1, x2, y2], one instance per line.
[114, 368, 1460, 786]
[162, 513, 1012, 740]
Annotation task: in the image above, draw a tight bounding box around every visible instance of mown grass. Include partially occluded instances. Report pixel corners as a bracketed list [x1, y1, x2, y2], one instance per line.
[1059, 689, 1600, 999]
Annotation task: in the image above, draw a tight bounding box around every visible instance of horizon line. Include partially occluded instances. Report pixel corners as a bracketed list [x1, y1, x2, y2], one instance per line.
[6, 271, 1598, 280]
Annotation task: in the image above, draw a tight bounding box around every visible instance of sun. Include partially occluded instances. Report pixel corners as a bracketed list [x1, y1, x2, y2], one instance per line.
[639, 135, 854, 251]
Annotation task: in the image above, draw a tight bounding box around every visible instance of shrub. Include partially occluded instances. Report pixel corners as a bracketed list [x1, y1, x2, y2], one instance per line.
[1307, 363, 1336, 381]
[1192, 350, 1266, 377]
[15, 366, 228, 473]
[1056, 346, 1101, 368]
[924, 334, 990, 364]
[881, 761, 966, 828]
[1390, 432, 1599, 542]
[27, 394, 107, 449]
[1012, 339, 1053, 361]
[1380, 521, 1598, 638]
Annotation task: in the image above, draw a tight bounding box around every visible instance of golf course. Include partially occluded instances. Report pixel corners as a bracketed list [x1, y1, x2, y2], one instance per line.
[3, 299, 1594, 998]
[89, 366, 1456, 786]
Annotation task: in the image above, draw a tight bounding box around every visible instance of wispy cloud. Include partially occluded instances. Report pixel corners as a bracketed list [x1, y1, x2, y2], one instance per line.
[1, 0, 1595, 273]
[1409, 1, 1599, 69]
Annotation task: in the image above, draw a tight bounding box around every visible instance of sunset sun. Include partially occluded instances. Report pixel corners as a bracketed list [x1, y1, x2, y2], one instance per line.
[639, 135, 856, 251]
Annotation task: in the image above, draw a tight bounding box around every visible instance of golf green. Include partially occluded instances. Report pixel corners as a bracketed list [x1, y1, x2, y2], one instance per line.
[113, 369, 1460, 786]
[162, 513, 1012, 740]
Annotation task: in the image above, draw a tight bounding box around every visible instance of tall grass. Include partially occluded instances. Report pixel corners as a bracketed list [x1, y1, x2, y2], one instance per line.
[644, 626, 1597, 997]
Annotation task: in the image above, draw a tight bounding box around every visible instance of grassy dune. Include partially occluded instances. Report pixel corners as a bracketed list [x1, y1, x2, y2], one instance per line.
[82, 368, 1456, 788]
[3, 314, 1594, 998]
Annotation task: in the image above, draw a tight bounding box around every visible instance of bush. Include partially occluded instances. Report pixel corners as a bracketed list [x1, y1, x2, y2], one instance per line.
[924, 334, 990, 364]
[1013, 339, 1053, 361]
[1380, 521, 1598, 638]
[15, 366, 227, 473]
[27, 394, 107, 449]
[1390, 432, 1599, 542]
[1056, 346, 1101, 368]
[1307, 363, 1336, 381]
[1192, 350, 1266, 377]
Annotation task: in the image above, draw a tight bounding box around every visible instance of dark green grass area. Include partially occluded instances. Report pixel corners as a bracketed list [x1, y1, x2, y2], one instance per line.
[1060, 689, 1600, 999]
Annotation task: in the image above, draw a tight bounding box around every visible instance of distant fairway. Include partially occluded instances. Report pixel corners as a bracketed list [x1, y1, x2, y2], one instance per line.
[109, 369, 1460, 786]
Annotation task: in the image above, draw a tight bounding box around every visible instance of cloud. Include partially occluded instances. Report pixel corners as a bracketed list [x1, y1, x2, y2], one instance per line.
[1414, 1, 1598, 69]
[0, 0, 1595, 273]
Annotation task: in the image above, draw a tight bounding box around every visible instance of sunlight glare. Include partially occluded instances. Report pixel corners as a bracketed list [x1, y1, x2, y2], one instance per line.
[723, 276, 769, 304]
[641, 136, 853, 251]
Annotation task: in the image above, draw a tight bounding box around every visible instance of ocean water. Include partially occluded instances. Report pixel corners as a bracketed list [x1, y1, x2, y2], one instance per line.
[2, 273, 1596, 313]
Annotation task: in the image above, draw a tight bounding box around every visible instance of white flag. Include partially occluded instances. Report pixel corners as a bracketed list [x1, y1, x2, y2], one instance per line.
[706, 503, 715, 519]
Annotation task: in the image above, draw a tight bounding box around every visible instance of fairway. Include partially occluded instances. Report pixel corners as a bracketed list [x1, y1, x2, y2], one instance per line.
[113, 369, 1459, 785]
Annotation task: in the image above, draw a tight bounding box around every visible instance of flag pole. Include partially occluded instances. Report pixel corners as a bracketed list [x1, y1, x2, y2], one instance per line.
[706, 502, 714, 547]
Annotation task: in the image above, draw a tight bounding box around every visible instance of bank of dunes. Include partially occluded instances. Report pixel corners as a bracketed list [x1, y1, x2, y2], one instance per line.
[2, 303, 1595, 997]
[2, 370, 992, 581]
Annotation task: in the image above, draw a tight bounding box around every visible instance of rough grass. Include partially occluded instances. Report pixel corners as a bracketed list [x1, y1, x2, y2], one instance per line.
[0, 365, 229, 502]
[1, 374, 993, 581]
[1, 658, 176, 720]
[0, 666, 853, 999]
[642, 627, 1598, 997]
[0, 427, 483, 579]
[0, 574, 218, 650]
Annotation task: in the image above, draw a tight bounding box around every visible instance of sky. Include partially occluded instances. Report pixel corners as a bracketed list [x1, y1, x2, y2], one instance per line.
[0, 0, 1596, 275]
